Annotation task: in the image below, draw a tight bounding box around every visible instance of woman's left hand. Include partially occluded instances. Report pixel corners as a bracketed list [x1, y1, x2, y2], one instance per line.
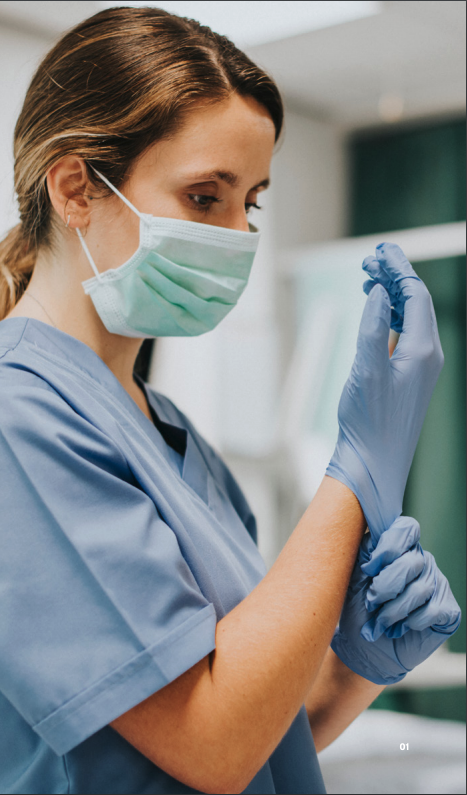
[331, 516, 461, 685]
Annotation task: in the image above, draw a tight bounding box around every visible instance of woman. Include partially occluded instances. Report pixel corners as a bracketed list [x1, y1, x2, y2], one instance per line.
[0, 7, 460, 794]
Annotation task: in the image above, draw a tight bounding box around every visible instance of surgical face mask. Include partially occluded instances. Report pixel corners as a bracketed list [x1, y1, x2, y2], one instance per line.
[77, 168, 260, 338]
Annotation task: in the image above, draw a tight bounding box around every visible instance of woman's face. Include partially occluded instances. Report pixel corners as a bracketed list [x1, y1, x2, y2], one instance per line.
[47, 93, 276, 278]
[123, 93, 276, 232]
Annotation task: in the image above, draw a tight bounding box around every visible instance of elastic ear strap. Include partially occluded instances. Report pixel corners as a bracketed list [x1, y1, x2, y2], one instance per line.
[76, 227, 101, 280]
[90, 166, 142, 219]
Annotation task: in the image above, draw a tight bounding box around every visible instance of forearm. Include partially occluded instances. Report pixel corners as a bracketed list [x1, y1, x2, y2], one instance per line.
[305, 646, 385, 753]
[111, 476, 366, 794]
[209, 475, 366, 790]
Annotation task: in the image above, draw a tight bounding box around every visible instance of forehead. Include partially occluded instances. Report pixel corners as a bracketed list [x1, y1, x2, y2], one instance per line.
[137, 96, 275, 182]
[181, 95, 275, 140]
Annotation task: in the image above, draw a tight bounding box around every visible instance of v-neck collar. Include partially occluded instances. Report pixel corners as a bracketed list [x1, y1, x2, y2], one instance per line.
[143, 385, 209, 505]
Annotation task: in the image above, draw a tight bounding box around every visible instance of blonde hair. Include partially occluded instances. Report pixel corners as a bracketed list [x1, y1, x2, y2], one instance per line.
[0, 5, 283, 319]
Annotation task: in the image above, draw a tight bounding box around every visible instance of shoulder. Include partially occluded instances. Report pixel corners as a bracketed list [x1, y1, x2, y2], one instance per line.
[0, 338, 64, 417]
[0, 333, 129, 479]
[0, 316, 29, 359]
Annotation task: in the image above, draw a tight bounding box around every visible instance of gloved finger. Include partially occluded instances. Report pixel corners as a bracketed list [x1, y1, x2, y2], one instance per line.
[354, 283, 391, 374]
[395, 625, 455, 670]
[399, 551, 462, 634]
[365, 544, 425, 610]
[362, 264, 402, 309]
[375, 242, 421, 286]
[361, 516, 421, 577]
[363, 278, 376, 296]
[375, 244, 435, 362]
[361, 565, 436, 641]
[363, 257, 397, 295]
[363, 283, 404, 334]
[362, 269, 406, 333]
[384, 595, 462, 638]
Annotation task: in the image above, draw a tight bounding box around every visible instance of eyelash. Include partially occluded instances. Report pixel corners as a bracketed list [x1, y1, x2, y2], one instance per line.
[187, 194, 262, 215]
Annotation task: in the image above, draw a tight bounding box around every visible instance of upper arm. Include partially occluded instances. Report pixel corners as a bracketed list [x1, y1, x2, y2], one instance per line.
[110, 653, 225, 793]
[0, 375, 217, 764]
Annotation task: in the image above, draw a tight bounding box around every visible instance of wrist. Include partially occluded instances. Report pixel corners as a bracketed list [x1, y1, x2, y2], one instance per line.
[328, 647, 387, 698]
[319, 475, 366, 537]
[326, 436, 386, 540]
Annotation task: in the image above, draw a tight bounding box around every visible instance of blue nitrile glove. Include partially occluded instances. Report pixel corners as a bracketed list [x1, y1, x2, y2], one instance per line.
[362, 250, 412, 333]
[326, 243, 444, 542]
[331, 517, 462, 685]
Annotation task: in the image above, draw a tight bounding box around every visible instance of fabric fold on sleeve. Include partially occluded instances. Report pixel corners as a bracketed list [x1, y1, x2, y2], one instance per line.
[35, 603, 216, 756]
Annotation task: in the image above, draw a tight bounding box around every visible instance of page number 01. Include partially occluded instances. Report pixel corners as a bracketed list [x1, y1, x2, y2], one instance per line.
[400, 743, 410, 750]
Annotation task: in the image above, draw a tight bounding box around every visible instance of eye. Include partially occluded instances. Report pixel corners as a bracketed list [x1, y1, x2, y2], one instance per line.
[187, 194, 262, 215]
[188, 194, 222, 212]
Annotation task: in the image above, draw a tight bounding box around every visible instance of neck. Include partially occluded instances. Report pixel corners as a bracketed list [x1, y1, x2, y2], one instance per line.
[9, 239, 145, 397]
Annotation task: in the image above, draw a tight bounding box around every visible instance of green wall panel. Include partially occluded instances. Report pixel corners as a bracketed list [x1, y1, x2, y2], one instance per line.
[403, 257, 466, 653]
[350, 118, 466, 233]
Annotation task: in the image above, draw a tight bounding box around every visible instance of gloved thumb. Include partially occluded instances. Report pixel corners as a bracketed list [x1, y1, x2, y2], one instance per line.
[355, 283, 391, 374]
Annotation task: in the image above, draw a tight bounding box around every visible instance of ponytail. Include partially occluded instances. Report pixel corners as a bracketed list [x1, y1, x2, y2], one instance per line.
[0, 224, 36, 319]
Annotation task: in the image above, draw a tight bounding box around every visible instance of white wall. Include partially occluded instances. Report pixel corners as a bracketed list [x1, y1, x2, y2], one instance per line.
[0, 23, 50, 236]
[270, 108, 348, 249]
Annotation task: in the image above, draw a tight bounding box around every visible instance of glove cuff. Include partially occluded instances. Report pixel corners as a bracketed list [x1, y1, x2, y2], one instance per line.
[326, 433, 400, 542]
[331, 629, 408, 687]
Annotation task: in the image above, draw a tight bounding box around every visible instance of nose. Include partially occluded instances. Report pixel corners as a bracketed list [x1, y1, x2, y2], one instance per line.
[219, 207, 250, 233]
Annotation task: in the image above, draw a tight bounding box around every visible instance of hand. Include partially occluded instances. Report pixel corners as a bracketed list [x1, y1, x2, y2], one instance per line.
[331, 517, 462, 686]
[326, 242, 444, 542]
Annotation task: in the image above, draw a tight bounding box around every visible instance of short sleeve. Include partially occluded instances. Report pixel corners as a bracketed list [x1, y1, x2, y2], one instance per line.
[0, 373, 217, 756]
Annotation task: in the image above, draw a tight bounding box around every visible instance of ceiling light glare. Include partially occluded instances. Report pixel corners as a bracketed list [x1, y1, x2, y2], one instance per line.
[378, 92, 405, 123]
[98, 1, 382, 48]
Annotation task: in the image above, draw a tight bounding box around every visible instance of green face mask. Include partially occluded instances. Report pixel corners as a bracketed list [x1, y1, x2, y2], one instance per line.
[77, 168, 260, 338]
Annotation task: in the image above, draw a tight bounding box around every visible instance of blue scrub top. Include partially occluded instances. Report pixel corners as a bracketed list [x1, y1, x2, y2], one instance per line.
[0, 318, 326, 795]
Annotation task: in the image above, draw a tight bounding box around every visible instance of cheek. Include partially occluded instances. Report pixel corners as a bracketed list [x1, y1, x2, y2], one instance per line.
[137, 187, 191, 221]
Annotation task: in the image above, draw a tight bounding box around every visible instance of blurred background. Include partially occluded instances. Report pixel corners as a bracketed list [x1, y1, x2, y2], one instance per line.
[0, 1, 465, 792]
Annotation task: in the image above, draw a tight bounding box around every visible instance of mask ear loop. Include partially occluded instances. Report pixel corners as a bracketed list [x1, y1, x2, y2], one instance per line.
[76, 227, 102, 281]
[76, 166, 144, 280]
[90, 166, 144, 220]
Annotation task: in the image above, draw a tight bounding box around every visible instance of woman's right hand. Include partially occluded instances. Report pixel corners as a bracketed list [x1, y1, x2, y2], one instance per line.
[326, 243, 444, 543]
[331, 516, 461, 686]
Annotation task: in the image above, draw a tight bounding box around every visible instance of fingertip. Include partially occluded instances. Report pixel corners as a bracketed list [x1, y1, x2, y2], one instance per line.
[376, 241, 402, 257]
[363, 278, 376, 295]
[370, 282, 390, 302]
[363, 255, 378, 268]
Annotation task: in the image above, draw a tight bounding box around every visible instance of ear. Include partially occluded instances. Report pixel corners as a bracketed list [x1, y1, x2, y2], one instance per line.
[46, 156, 94, 230]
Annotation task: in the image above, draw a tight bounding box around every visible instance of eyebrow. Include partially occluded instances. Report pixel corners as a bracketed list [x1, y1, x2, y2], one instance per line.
[187, 170, 270, 190]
